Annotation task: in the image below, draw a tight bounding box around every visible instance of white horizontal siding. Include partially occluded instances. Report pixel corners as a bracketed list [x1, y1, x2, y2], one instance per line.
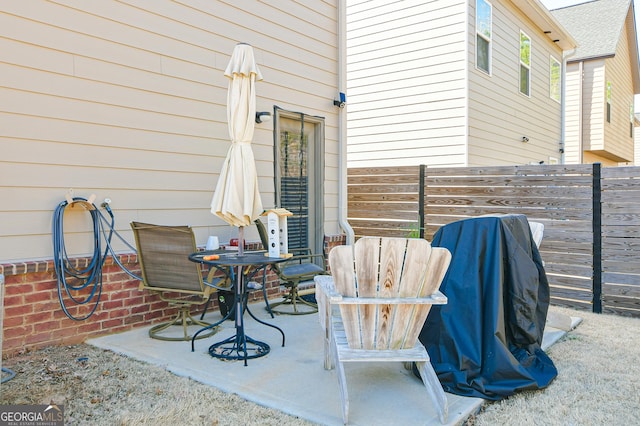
[346, 0, 468, 168]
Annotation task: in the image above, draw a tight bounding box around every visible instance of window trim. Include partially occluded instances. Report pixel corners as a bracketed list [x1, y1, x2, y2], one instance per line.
[606, 82, 612, 123]
[475, 0, 492, 75]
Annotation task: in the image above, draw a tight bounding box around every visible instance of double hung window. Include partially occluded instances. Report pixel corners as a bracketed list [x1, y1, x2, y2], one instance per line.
[476, 0, 492, 74]
[519, 31, 531, 96]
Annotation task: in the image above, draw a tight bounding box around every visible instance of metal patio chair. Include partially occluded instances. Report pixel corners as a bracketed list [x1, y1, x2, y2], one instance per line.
[255, 219, 329, 314]
[131, 221, 221, 341]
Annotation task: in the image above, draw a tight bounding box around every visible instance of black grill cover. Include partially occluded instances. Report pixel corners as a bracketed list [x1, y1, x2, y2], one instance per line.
[418, 214, 557, 400]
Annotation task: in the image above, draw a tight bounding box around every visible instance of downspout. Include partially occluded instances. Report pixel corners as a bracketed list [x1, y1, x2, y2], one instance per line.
[578, 60, 583, 163]
[561, 48, 576, 164]
[337, 0, 354, 245]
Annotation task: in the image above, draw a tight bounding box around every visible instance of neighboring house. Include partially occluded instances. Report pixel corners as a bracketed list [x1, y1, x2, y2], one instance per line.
[550, 0, 640, 166]
[346, 0, 576, 168]
[0, 1, 347, 263]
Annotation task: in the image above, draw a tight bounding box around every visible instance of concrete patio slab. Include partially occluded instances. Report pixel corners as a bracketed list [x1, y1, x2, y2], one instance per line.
[88, 304, 578, 426]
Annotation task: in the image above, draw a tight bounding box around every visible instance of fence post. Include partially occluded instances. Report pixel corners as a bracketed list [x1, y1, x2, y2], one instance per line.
[592, 163, 602, 313]
[419, 164, 425, 239]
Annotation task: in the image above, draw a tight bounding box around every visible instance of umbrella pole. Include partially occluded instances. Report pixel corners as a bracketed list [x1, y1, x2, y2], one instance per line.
[238, 226, 244, 257]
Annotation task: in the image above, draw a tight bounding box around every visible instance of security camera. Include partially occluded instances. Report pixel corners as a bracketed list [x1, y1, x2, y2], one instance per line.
[522, 136, 529, 143]
[333, 92, 346, 108]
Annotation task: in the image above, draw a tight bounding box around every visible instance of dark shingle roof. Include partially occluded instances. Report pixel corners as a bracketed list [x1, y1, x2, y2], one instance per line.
[550, 0, 632, 61]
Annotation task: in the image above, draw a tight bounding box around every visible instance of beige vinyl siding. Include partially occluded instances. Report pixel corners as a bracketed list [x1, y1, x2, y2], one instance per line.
[346, 0, 468, 168]
[0, 0, 339, 262]
[582, 151, 620, 166]
[467, 0, 563, 167]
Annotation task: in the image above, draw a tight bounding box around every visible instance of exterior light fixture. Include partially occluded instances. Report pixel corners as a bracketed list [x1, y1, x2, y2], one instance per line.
[255, 111, 272, 123]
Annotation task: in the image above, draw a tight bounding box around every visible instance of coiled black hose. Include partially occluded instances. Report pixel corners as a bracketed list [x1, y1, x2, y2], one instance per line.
[52, 197, 140, 321]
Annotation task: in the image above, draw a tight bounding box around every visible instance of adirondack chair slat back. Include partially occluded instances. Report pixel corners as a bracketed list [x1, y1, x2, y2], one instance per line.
[328, 237, 451, 350]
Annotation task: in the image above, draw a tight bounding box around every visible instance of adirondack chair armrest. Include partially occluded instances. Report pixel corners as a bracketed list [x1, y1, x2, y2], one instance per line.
[314, 275, 343, 303]
[314, 275, 447, 306]
[331, 291, 447, 306]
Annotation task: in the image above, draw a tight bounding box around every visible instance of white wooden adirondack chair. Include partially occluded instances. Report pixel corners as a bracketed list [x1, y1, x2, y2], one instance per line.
[315, 236, 451, 424]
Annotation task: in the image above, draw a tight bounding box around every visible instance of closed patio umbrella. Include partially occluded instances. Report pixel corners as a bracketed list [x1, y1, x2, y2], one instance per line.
[211, 43, 264, 254]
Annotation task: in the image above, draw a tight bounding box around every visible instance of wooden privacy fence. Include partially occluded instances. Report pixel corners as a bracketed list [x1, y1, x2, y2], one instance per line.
[347, 164, 640, 317]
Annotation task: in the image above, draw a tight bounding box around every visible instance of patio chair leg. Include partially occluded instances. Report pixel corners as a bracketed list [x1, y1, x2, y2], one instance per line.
[335, 351, 349, 425]
[260, 267, 274, 318]
[323, 319, 335, 370]
[150, 306, 218, 342]
[269, 282, 318, 315]
[199, 296, 213, 321]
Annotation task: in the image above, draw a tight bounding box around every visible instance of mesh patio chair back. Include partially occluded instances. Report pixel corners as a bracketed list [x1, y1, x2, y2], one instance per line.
[131, 221, 216, 341]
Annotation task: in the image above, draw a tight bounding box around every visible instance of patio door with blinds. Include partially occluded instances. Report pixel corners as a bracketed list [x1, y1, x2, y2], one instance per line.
[273, 107, 325, 256]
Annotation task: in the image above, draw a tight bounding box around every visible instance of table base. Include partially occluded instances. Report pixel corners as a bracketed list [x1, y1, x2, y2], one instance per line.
[208, 334, 270, 364]
[190, 257, 286, 366]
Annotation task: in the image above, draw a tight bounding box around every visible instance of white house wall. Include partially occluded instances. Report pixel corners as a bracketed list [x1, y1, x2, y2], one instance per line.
[467, 0, 564, 167]
[346, 0, 468, 168]
[0, 0, 340, 262]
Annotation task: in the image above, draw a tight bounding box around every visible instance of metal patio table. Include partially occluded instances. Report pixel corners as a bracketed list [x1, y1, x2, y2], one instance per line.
[189, 251, 286, 366]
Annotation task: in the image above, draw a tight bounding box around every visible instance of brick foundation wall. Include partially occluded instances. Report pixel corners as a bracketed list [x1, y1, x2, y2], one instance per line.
[1, 234, 346, 358]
